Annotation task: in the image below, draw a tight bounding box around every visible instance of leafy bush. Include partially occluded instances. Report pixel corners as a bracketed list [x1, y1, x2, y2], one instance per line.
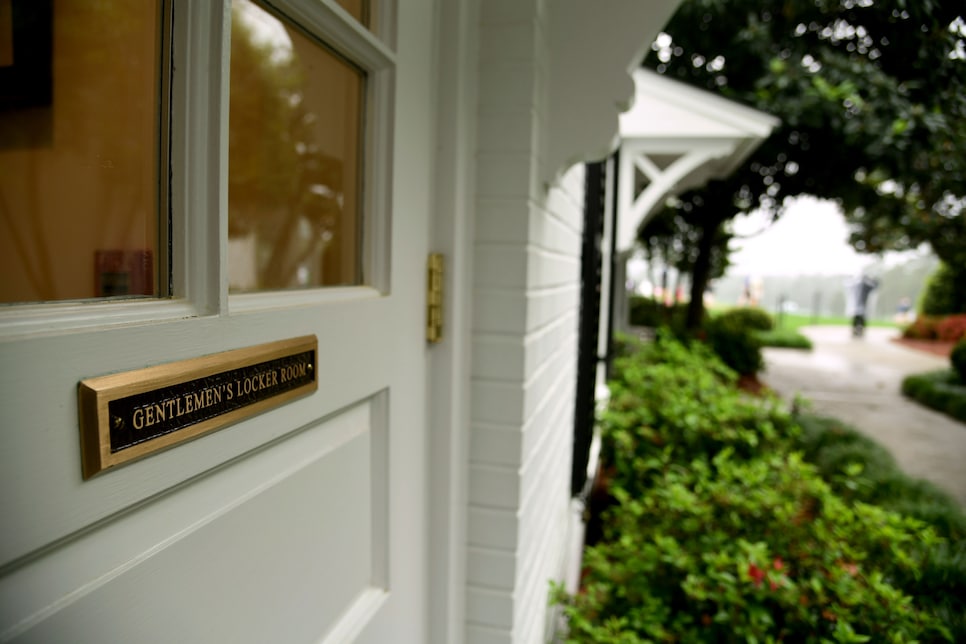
[791, 414, 966, 639]
[716, 306, 775, 331]
[953, 339, 966, 382]
[937, 314, 966, 343]
[903, 315, 940, 340]
[902, 369, 966, 423]
[811, 440, 897, 483]
[793, 415, 964, 536]
[792, 414, 868, 459]
[559, 343, 964, 643]
[628, 296, 694, 331]
[756, 328, 813, 350]
[601, 333, 793, 498]
[921, 262, 966, 316]
[704, 313, 764, 375]
[557, 450, 951, 643]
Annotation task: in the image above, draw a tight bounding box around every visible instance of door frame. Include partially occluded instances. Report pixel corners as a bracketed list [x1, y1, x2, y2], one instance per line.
[426, 0, 479, 641]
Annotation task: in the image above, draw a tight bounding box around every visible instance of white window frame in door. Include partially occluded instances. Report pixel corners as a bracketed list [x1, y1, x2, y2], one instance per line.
[0, 0, 397, 338]
[222, 0, 398, 313]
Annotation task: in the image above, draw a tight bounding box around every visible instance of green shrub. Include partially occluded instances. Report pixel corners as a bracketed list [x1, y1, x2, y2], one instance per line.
[887, 492, 966, 542]
[902, 369, 966, 423]
[577, 341, 965, 642]
[601, 332, 795, 498]
[568, 341, 966, 642]
[914, 540, 966, 637]
[716, 306, 775, 331]
[791, 414, 966, 640]
[556, 450, 951, 643]
[921, 262, 966, 316]
[704, 314, 764, 375]
[952, 339, 966, 382]
[812, 440, 897, 484]
[793, 415, 964, 534]
[792, 415, 864, 459]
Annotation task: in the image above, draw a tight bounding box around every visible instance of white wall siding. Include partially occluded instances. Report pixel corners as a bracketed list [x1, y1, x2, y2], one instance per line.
[466, 1, 587, 641]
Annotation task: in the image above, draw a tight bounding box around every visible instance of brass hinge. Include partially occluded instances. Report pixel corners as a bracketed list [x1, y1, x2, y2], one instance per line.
[426, 253, 444, 343]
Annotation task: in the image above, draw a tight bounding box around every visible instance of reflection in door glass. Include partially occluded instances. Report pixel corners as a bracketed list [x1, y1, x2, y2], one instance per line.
[334, 0, 372, 30]
[0, 0, 163, 304]
[229, 1, 364, 292]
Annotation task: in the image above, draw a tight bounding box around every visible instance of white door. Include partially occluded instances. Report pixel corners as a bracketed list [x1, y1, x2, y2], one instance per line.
[0, 1, 433, 641]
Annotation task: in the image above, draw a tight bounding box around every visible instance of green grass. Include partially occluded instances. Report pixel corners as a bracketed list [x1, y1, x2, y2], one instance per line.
[902, 369, 966, 424]
[775, 313, 901, 332]
[706, 308, 901, 333]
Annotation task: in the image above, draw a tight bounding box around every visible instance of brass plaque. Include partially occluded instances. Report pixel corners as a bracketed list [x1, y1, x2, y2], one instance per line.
[78, 336, 317, 479]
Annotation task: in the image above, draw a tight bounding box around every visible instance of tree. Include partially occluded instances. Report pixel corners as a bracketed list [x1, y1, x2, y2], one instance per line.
[229, 6, 348, 290]
[644, 0, 966, 329]
[638, 197, 732, 303]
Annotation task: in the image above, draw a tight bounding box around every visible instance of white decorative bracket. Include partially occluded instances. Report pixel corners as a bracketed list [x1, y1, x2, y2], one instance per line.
[613, 69, 781, 250]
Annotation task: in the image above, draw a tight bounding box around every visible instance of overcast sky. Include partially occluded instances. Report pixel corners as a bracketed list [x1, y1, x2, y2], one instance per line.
[726, 196, 925, 277]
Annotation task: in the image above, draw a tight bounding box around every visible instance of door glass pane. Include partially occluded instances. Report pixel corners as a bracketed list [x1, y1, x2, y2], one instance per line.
[0, 0, 163, 304]
[229, 0, 364, 292]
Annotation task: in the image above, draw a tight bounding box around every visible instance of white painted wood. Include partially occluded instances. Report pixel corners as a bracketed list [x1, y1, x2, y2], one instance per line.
[427, 0, 479, 636]
[1, 402, 384, 642]
[280, 0, 397, 70]
[616, 142, 735, 250]
[614, 69, 781, 251]
[542, 1, 683, 187]
[620, 68, 780, 140]
[173, 0, 230, 314]
[0, 1, 432, 642]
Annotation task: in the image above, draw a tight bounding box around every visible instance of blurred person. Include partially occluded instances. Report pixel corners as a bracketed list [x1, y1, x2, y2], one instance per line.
[894, 296, 913, 325]
[845, 274, 879, 338]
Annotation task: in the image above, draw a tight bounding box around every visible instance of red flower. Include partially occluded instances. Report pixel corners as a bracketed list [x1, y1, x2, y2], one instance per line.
[748, 563, 765, 587]
[772, 557, 784, 571]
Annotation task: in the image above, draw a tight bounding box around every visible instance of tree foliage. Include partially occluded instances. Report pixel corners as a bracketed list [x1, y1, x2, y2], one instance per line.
[921, 262, 966, 315]
[229, 6, 350, 289]
[638, 206, 732, 299]
[643, 0, 966, 327]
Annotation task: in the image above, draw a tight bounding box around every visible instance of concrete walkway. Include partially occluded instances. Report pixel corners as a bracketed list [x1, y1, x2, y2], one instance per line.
[762, 326, 966, 508]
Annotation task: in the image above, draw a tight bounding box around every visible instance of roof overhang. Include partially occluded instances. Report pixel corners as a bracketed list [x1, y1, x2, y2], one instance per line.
[542, 1, 684, 188]
[616, 68, 780, 251]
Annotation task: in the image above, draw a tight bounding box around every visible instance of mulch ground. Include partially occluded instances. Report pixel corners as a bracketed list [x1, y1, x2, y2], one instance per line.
[738, 373, 768, 395]
[891, 337, 956, 358]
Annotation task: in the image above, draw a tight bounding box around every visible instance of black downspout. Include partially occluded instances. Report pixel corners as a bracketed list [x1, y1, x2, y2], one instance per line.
[604, 150, 620, 380]
[571, 161, 606, 497]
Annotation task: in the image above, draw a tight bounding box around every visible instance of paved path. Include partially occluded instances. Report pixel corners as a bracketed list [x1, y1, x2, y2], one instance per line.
[762, 326, 966, 508]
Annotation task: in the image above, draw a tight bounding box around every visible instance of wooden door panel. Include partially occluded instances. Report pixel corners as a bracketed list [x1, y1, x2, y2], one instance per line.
[1, 400, 388, 642]
[0, 295, 393, 568]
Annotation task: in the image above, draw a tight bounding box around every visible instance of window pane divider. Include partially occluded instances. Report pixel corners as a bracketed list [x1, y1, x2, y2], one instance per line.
[170, 0, 231, 316]
[263, 0, 396, 72]
[0, 301, 202, 339]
